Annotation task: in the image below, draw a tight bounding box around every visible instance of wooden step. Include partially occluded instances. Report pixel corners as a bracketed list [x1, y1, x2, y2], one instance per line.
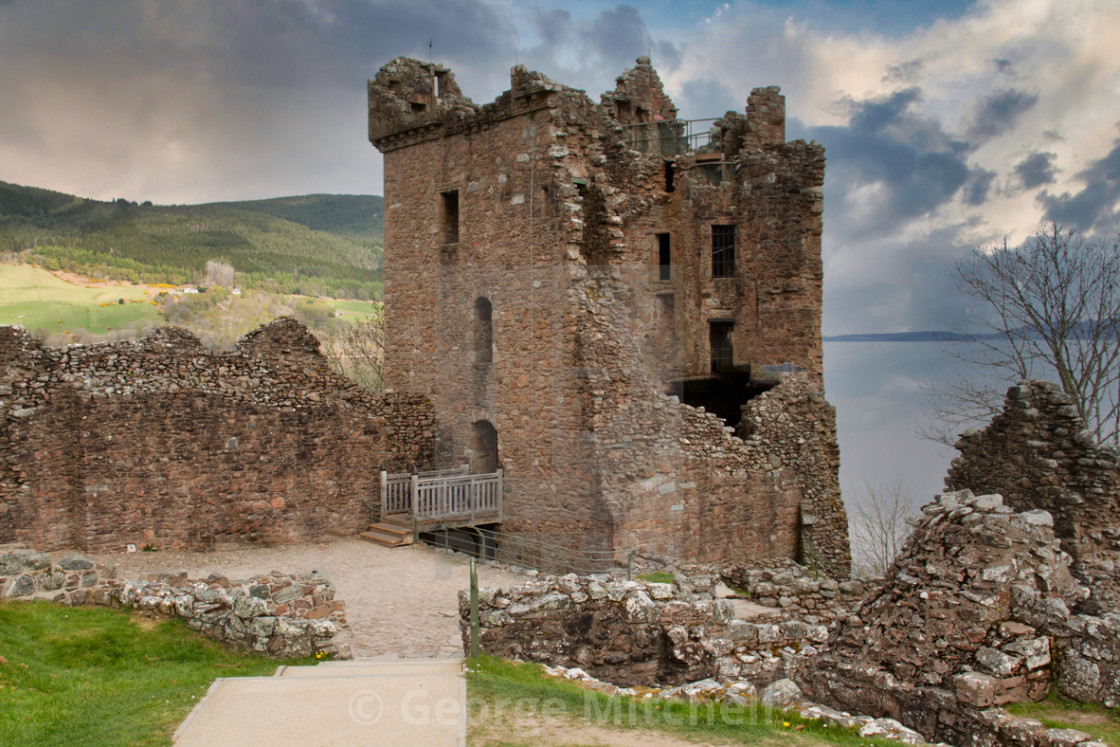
[359, 523, 414, 548]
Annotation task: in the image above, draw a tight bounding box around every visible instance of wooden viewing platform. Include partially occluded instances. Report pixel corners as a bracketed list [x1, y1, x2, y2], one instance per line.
[360, 466, 503, 547]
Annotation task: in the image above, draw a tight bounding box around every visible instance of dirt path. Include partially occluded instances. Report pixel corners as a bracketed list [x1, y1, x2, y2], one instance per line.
[89, 538, 527, 658]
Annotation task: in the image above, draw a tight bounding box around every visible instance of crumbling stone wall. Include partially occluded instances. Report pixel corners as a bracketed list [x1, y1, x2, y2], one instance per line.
[720, 559, 873, 625]
[461, 574, 830, 689]
[947, 381, 1120, 612]
[0, 319, 435, 551]
[801, 489, 1120, 744]
[0, 546, 347, 658]
[369, 56, 847, 573]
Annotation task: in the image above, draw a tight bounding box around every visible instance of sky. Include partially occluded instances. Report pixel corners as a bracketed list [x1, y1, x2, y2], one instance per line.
[2, 0, 1120, 335]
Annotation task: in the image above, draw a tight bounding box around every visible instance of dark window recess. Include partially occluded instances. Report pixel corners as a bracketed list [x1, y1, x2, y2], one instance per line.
[711, 224, 735, 277]
[657, 233, 671, 281]
[664, 161, 675, 193]
[473, 297, 492, 364]
[710, 321, 733, 372]
[469, 420, 498, 474]
[442, 190, 460, 244]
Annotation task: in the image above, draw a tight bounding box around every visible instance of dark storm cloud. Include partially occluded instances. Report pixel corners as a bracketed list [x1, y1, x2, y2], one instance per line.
[1038, 138, 1120, 232]
[964, 89, 1038, 143]
[520, 3, 681, 96]
[962, 168, 996, 206]
[0, 0, 519, 202]
[1014, 151, 1058, 190]
[808, 88, 974, 224]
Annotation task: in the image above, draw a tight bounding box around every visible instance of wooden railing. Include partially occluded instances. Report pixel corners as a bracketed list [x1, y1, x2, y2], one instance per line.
[379, 465, 502, 525]
[381, 465, 468, 516]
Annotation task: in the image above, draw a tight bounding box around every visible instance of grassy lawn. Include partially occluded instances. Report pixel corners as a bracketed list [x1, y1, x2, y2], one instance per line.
[0, 264, 158, 334]
[1008, 693, 1120, 745]
[465, 655, 883, 746]
[0, 601, 314, 746]
[327, 298, 380, 322]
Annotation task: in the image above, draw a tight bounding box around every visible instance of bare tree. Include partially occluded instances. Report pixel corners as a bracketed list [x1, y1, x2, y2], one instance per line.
[324, 306, 384, 392]
[849, 477, 918, 577]
[204, 259, 236, 288]
[928, 223, 1120, 445]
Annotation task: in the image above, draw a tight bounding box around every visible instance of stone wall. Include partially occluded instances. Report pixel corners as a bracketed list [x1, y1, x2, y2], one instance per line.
[0, 546, 347, 658]
[460, 573, 829, 689]
[946, 380, 1120, 612]
[720, 559, 874, 625]
[0, 319, 435, 551]
[801, 489, 1120, 744]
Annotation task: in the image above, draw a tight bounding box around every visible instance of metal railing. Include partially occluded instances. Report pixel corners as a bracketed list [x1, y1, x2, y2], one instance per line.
[619, 118, 719, 156]
[423, 525, 638, 578]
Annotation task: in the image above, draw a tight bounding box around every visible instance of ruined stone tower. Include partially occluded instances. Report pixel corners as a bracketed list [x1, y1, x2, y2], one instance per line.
[368, 57, 849, 575]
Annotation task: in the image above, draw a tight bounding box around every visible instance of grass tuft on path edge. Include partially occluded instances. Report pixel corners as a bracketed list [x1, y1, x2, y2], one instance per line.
[464, 654, 886, 745]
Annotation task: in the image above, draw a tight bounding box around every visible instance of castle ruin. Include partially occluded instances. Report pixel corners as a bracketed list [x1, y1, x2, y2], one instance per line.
[368, 57, 849, 574]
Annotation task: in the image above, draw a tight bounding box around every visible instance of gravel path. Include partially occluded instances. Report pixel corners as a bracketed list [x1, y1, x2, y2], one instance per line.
[89, 538, 527, 658]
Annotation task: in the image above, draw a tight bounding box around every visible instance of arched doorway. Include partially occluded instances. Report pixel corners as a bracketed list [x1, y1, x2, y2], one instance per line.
[468, 420, 498, 474]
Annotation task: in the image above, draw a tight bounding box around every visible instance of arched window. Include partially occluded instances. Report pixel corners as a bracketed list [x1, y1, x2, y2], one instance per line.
[469, 420, 499, 474]
[473, 297, 492, 364]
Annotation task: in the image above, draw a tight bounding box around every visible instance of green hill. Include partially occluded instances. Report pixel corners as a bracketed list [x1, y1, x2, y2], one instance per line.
[0, 181, 384, 299]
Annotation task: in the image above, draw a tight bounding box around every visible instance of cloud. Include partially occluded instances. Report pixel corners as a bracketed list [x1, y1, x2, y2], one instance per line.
[1039, 139, 1120, 232]
[1013, 152, 1058, 190]
[963, 168, 997, 206]
[807, 88, 973, 224]
[963, 89, 1038, 144]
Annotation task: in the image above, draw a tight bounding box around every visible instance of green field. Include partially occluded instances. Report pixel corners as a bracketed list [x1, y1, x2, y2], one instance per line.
[0, 264, 159, 336]
[327, 298, 381, 322]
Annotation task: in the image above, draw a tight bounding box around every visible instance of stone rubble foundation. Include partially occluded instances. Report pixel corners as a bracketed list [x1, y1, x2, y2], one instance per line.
[0, 544, 350, 659]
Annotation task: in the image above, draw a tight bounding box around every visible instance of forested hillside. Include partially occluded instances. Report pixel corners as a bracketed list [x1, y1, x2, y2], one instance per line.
[0, 181, 384, 299]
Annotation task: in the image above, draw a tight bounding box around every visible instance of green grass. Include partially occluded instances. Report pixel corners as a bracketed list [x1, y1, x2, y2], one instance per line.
[327, 298, 381, 323]
[0, 601, 314, 746]
[0, 264, 159, 335]
[636, 571, 675, 584]
[1008, 692, 1120, 744]
[465, 655, 881, 745]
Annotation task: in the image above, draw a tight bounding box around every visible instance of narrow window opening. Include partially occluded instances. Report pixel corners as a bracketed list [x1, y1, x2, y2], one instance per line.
[657, 233, 671, 281]
[711, 224, 735, 278]
[473, 297, 492, 364]
[710, 321, 733, 373]
[442, 190, 460, 244]
[664, 161, 675, 193]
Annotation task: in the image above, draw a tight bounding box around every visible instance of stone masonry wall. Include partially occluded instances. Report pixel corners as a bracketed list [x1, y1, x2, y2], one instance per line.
[461, 573, 830, 689]
[0, 545, 348, 658]
[0, 319, 435, 551]
[801, 489, 1120, 745]
[946, 380, 1120, 612]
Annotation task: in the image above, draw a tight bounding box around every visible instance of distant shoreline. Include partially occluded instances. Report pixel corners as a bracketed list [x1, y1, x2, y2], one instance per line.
[823, 331, 976, 342]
